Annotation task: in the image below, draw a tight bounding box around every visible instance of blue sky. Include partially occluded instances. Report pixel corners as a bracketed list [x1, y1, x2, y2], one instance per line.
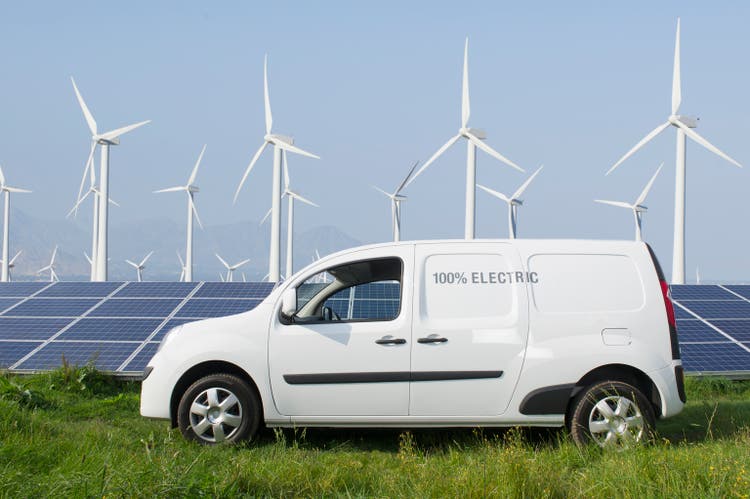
[1, 1, 748, 280]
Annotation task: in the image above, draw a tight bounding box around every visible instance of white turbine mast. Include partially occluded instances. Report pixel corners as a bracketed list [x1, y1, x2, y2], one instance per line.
[405, 37, 525, 239]
[478, 165, 543, 239]
[215, 253, 250, 282]
[125, 251, 154, 282]
[596, 163, 663, 242]
[154, 144, 206, 282]
[233, 55, 320, 283]
[606, 18, 741, 283]
[373, 160, 419, 242]
[37, 245, 59, 282]
[71, 77, 150, 281]
[0, 165, 31, 282]
[282, 152, 318, 279]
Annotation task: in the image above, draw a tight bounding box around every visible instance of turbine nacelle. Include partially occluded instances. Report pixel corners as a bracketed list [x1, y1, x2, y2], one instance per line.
[668, 115, 698, 128]
[96, 136, 120, 146]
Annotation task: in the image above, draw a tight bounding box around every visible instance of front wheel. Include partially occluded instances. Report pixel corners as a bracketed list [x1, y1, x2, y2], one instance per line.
[568, 380, 655, 449]
[177, 374, 261, 445]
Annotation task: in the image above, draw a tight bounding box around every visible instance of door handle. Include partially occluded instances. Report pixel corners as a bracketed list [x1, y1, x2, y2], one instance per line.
[418, 336, 448, 344]
[375, 337, 406, 345]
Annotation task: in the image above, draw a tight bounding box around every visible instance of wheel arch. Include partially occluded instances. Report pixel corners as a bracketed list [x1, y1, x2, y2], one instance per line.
[169, 360, 263, 428]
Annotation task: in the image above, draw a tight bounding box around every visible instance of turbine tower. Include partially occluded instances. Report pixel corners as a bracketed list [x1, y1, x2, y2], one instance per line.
[282, 152, 318, 279]
[606, 19, 741, 283]
[177, 251, 186, 282]
[71, 77, 150, 281]
[373, 161, 419, 242]
[234, 55, 319, 283]
[125, 251, 153, 282]
[405, 38, 524, 239]
[0, 165, 31, 282]
[154, 144, 205, 281]
[0, 251, 22, 282]
[37, 246, 59, 282]
[215, 253, 250, 282]
[596, 164, 663, 241]
[478, 165, 543, 239]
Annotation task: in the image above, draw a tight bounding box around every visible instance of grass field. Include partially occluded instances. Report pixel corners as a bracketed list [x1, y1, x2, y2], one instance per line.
[1, 367, 749, 497]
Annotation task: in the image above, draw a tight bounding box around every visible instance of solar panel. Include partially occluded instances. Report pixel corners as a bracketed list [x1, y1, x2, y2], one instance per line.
[0, 298, 22, 313]
[0, 282, 48, 297]
[194, 282, 275, 299]
[705, 320, 750, 342]
[122, 342, 159, 372]
[677, 301, 750, 320]
[679, 343, 750, 373]
[0, 341, 43, 368]
[16, 341, 138, 372]
[56, 318, 164, 342]
[36, 282, 122, 298]
[670, 285, 738, 300]
[0, 317, 74, 340]
[114, 282, 199, 298]
[2, 298, 102, 317]
[175, 299, 262, 319]
[88, 298, 183, 318]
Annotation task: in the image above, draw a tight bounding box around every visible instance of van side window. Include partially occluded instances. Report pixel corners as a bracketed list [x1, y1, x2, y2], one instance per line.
[293, 257, 402, 323]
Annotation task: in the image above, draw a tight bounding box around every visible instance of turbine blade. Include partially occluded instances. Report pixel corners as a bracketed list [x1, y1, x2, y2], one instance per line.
[9, 250, 21, 265]
[594, 199, 633, 209]
[477, 184, 510, 203]
[260, 206, 272, 226]
[125, 260, 138, 268]
[395, 160, 420, 195]
[176, 251, 184, 266]
[76, 141, 97, 212]
[154, 186, 185, 193]
[99, 120, 151, 141]
[635, 162, 664, 205]
[84, 252, 92, 265]
[50, 245, 58, 264]
[606, 121, 671, 175]
[467, 133, 525, 173]
[675, 120, 742, 168]
[405, 134, 461, 188]
[71, 77, 97, 134]
[283, 150, 290, 190]
[672, 18, 682, 115]
[5, 187, 31, 193]
[215, 253, 230, 269]
[66, 190, 92, 218]
[188, 193, 203, 229]
[264, 55, 273, 134]
[462, 37, 470, 129]
[140, 251, 154, 266]
[372, 185, 392, 198]
[511, 165, 544, 199]
[108, 197, 120, 208]
[235, 258, 251, 269]
[234, 142, 268, 203]
[0, 165, 4, 186]
[274, 140, 320, 160]
[291, 191, 318, 207]
[188, 144, 207, 185]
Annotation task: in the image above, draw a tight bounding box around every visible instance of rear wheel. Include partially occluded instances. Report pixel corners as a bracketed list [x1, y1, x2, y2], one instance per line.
[177, 374, 261, 445]
[568, 380, 655, 449]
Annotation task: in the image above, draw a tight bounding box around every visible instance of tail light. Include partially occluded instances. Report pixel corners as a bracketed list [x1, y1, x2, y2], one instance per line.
[647, 245, 681, 360]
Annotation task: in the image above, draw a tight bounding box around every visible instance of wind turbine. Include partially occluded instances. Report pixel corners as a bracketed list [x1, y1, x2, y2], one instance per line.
[215, 253, 250, 282]
[477, 165, 543, 239]
[177, 251, 186, 282]
[0, 250, 22, 282]
[154, 144, 206, 281]
[233, 55, 320, 283]
[596, 164, 663, 241]
[37, 246, 59, 282]
[282, 152, 318, 279]
[606, 19, 741, 283]
[71, 77, 150, 281]
[125, 251, 154, 282]
[0, 165, 31, 282]
[373, 161, 419, 242]
[404, 38, 524, 239]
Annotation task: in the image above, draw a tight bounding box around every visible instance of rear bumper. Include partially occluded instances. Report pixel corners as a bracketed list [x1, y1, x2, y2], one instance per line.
[650, 361, 685, 418]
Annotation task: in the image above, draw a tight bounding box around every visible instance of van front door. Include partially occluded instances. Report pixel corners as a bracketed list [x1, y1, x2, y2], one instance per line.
[410, 242, 530, 416]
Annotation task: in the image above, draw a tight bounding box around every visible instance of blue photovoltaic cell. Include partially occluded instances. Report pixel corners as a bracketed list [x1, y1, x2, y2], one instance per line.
[2, 298, 101, 317]
[57, 318, 164, 342]
[114, 282, 199, 298]
[175, 299, 261, 318]
[0, 317, 74, 340]
[0, 298, 21, 312]
[673, 304, 695, 320]
[670, 285, 739, 301]
[723, 285, 750, 300]
[0, 282, 49, 297]
[680, 343, 750, 372]
[0, 341, 43, 368]
[88, 298, 182, 318]
[122, 342, 159, 372]
[151, 318, 198, 341]
[193, 282, 275, 299]
[36, 282, 122, 298]
[325, 299, 350, 318]
[352, 282, 401, 300]
[17, 341, 139, 371]
[352, 299, 400, 320]
[677, 301, 750, 320]
[675, 320, 729, 343]
[706, 320, 750, 343]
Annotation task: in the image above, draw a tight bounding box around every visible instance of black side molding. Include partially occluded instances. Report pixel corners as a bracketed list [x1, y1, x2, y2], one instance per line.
[284, 370, 503, 385]
[519, 384, 581, 415]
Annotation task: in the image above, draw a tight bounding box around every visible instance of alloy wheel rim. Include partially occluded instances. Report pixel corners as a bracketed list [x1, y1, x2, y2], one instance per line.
[188, 387, 243, 443]
[588, 394, 644, 448]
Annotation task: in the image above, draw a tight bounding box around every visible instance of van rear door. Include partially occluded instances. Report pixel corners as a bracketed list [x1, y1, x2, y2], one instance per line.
[410, 242, 530, 416]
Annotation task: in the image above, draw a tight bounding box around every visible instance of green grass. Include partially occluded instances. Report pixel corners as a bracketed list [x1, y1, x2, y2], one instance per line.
[1, 369, 749, 498]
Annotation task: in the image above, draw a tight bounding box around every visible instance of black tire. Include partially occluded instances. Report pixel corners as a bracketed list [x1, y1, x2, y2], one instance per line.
[177, 373, 261, 445]
[568, 380, 655, 448]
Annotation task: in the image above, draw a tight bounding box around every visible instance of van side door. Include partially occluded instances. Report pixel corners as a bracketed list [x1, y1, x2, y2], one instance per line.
[409, 242, 530, 416]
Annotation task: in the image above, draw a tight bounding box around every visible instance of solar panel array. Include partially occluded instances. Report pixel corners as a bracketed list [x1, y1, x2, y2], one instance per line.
[0, 282, 274, 375]
[1, 282, 749, 377]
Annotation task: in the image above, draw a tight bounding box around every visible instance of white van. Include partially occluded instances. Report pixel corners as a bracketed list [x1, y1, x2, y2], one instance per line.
[140, 239, 685, 448]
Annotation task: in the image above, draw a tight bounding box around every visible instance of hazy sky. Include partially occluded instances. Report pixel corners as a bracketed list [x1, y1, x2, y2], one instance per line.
[1, 1, 748, 281]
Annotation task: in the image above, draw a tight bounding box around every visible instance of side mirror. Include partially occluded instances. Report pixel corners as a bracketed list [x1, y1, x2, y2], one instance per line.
[281, 288, 297, 318]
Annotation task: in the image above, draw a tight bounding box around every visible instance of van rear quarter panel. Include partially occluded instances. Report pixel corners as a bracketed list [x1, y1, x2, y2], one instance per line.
[510, 240, 671, 408]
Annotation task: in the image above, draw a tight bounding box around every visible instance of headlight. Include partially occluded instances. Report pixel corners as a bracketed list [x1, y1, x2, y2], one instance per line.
[156, 325, 183, 353]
